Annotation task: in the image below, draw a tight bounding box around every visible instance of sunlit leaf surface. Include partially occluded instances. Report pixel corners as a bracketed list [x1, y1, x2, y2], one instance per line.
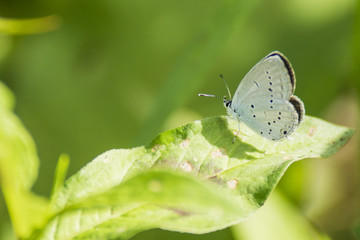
[32, 116, 353, 239]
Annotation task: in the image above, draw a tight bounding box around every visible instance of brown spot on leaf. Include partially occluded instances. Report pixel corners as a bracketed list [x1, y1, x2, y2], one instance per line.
[227, 179, 238, 190]
[179, 161, 192, 172]
[180, 138, 190, 148]
[308, 126, 316, 137]
[211, 147, 227, 158]
[151, 144, 161, 153]
[169, 208, 191, 216]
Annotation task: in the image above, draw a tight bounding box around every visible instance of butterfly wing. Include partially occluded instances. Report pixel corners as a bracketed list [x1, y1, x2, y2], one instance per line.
[230, 51, 304, 140]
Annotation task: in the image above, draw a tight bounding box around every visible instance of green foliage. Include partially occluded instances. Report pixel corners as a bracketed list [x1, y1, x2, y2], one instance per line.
[0, 82, 353, 239]
[0, 82, 48, 238]
[0, 16, 59, 35]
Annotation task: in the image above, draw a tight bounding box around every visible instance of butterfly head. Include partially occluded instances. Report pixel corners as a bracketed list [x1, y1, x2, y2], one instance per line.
[223, 96, 232, 108]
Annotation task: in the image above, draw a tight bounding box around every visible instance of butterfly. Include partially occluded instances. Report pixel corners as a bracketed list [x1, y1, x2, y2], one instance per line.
[199, 51, 305, 141]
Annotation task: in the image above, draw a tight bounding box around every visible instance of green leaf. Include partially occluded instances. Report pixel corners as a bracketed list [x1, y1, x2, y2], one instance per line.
[0, 16, 60, 35]
[0, 82, 49, 238]
[0, 81, 15, 110]
[50, 154, 70, 199]
[33, 115, 353, 240]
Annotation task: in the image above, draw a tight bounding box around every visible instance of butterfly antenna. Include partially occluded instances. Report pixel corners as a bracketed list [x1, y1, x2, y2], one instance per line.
[219, 74, 232, 100]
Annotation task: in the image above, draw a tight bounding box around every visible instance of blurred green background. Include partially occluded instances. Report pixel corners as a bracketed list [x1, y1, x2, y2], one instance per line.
[0, 0, 359, 239]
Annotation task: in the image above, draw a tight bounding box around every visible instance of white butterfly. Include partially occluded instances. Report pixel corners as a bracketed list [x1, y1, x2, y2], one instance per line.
[199, 51, 305, 141]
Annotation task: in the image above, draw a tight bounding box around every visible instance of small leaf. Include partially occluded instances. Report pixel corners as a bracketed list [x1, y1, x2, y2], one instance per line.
[0, 82, 49, 238]
[0, 81, 15, 110]
[0, 15, 60, 35]
[50, 154, 70, 199]
[35, 116, 353, 240]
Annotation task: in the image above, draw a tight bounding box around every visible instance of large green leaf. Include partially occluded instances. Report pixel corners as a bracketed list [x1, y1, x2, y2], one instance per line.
[32, 115, 353, 240]
[0, 82, 49, 238]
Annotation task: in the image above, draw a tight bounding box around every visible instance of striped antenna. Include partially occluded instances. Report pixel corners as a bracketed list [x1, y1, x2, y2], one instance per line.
[219, 74, 232, 100]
